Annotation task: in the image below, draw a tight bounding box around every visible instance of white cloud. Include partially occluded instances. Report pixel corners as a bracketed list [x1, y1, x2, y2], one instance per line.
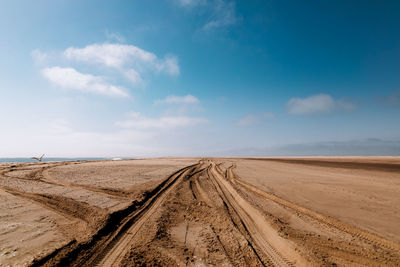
[286, 94, 334, 114]
[42, 66, 129, 98]
[124, 69, 145, 87]
[34, 42, 178, 92]
[154, 94, 202, 115]
[115, 112, 208, 130]
[286, 93, 355, 115]
[156, 55, 180, 76]
[203, 0, 239, 30]
[63, 43, 179, 76]
[63, 43, 153, 68]
[154, 94, 199, 105]
[105, 31, 126, 43]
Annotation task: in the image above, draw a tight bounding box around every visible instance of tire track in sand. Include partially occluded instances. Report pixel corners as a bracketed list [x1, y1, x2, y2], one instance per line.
[1, 186, 106, 227]
[28, 163, 198, 266]
[208, 162, 307, 267]
[0, 163, 107, 230]
[189, 171, 214, 207]
[90, 163, 200, 267]
[227, 166, 400, 253]
[2, 162, 133, 200]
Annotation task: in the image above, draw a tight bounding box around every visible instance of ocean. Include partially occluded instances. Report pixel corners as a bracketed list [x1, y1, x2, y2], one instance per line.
[0, 158, 109, 163]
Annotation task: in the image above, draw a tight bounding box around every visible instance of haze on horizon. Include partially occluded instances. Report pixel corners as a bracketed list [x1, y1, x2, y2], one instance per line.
[0, 1, 399, 157]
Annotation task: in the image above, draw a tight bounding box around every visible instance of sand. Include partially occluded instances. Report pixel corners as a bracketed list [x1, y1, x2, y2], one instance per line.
[0, 157, 399, 266]
[229, 157, 400, 242]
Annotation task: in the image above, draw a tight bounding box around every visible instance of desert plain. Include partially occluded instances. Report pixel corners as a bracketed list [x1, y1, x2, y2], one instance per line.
[0, 157, 399, 266]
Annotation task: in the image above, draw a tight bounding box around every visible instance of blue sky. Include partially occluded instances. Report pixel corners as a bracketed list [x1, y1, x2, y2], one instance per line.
[1, 0, 399, 157]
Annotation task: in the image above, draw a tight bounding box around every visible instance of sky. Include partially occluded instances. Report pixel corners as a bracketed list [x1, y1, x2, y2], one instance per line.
[0, 0, 400, 157]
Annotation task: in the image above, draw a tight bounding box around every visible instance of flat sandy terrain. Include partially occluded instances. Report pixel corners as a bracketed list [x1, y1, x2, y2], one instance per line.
[0, 157, 399, 266]
[228, 157, 400, 242]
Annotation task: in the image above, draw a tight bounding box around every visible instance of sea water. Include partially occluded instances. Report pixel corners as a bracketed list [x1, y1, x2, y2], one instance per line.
[0, 158, 108, 163]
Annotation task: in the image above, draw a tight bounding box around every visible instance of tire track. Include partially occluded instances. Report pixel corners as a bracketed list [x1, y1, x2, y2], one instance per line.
[1, 166, 129, 214]
[89, 164, 200, 266]
[190, 174, 213, 207]
[2, 162, 134, 200]
[204, 165, 268, 266]
[42, 173, 134, 200]
[209, 224, 235, 265]
[0, 163, 108, 228]
[30, 163, 199, 266]
[228, 168, 400, 253]
[1, 186, 106, 227]
[208, 163, 305, 267]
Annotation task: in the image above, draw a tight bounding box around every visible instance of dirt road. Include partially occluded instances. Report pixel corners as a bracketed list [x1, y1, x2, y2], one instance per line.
[1, 158, 400, 266]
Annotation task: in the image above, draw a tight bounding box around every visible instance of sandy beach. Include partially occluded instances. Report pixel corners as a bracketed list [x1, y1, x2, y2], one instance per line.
[0, 157, 399, 266]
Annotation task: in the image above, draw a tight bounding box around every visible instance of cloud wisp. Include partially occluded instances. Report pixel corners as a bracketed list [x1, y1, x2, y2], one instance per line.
[105, 31, 126, 43]
[63, 43, 179, 76]
[379, 89, 400, 107]
[174, 0, 240, 30]
[115, 112, 208, 130]
[154, 94, 199, 105]
[236, 112, 275, 127]
[123, 69, 146, 87]
[154, 94, 202, 115]
[236, 115, 259, 127]
[31, 49, 51, 64]
[286, 94, 355, 115]
[203, 0, 240, 30]
[42, 67, 129, 98]
[175, 0, 206, 7]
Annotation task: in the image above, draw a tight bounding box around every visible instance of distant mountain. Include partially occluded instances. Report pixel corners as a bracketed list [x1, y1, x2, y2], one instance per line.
[216, 138, 400, 157]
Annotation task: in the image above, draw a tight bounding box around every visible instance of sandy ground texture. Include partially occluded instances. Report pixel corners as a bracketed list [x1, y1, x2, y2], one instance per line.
[0, 158, 196, 266]
[0, 157, 399, 266]
[227, 157, 400, 243]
